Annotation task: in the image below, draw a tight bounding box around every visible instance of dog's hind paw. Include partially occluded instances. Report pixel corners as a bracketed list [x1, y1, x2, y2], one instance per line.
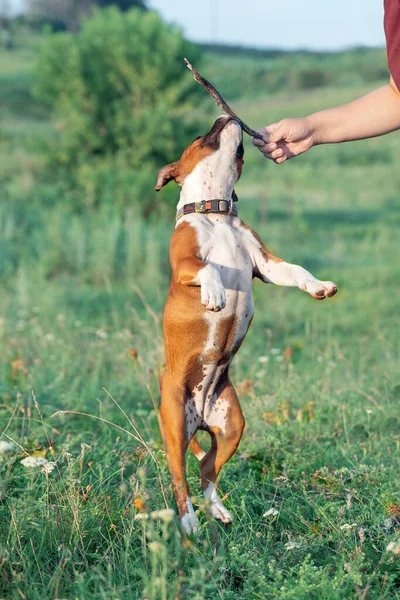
[210, 503, 233, 524]
[181, 511, 199, 534]
[204, 483, 233, 524]
[180, 497, 199, 535]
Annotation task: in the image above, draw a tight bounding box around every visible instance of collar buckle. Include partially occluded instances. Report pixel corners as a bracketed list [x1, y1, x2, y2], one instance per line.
[176, 198, 239, 223]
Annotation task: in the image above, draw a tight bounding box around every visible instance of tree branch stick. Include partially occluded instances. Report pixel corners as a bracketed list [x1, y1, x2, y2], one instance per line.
[184, 58, 263, 139]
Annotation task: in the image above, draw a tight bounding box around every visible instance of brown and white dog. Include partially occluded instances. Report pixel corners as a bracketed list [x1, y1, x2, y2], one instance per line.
[155, 116, 337, 534]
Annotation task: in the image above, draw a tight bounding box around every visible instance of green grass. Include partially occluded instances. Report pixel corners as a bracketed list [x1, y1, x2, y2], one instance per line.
[1, 34, 400, 599]
[203, 45, 389, 99]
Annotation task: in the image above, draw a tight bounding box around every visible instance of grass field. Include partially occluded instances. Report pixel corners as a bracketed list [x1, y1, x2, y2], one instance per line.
[1, 33, 400, 599]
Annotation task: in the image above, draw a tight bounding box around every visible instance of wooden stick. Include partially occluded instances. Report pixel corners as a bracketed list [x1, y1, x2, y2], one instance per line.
[184, 58, 264, 140]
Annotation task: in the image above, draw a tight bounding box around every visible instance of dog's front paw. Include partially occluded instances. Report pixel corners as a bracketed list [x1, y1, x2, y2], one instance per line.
[303, 279, 338, 300]
[199, 265, 226, 312]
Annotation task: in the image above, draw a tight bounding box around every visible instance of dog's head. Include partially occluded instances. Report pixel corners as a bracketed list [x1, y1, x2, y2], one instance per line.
[155, 116, 244, 202]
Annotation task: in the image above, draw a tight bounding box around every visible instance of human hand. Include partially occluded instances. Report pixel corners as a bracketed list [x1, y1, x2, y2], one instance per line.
[252, 117, 315, 163]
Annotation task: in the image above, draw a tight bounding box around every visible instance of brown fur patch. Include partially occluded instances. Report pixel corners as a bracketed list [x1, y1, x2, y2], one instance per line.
[163, 221, 209, 384]
[174, 141, 215, 185]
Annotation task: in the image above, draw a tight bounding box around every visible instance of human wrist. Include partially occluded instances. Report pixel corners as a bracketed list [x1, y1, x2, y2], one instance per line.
[305, 114, 323, 147]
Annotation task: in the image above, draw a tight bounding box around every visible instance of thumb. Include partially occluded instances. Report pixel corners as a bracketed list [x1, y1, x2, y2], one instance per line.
[262, 121, 287, 143]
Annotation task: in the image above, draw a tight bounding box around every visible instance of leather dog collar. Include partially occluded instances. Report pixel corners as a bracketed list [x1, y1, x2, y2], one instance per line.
[176, 199, 238, 223]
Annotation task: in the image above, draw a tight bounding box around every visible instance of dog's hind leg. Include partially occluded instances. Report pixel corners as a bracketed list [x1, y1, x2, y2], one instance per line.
[159, 374, 199, 534]
[200, 377, 245, 524]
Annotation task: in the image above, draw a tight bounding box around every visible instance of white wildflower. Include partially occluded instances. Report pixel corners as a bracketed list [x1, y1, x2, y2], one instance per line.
[255, 370, 266, 378]
[263, 508, 279, 518]
[21, 456, 48, 468]
[386, 540, 400, 555]
[276, 355, 284, 362]
[270, 348, 281, 355]
[134, 513, 149, 521]
[284, 541, 301, 550]
[74, 320, 82, 328]
[0, 441, 15, 454]
[258, 356, 269, 363]
[41, 462, 56, 474]
[365, 409, 373, 415]
[340, 523, 357, 530]
[150, 509, 175, 523]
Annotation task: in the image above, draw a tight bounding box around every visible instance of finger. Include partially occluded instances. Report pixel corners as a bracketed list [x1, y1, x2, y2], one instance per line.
[271, 148, 284, 160]
[263, 148, 284, 160]
[273, 155, 287, 165]
[252, 137, 266, 147]
[253, 141, 279, 156]
[263, 142, 278, 152]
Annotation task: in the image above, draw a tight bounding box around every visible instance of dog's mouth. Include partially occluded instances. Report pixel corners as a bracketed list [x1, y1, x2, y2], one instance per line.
[200, 116, 242, 151]
[235, 139, 244, 159]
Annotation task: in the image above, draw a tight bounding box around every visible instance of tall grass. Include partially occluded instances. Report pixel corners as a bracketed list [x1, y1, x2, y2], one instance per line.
[1, 34, 400, 599]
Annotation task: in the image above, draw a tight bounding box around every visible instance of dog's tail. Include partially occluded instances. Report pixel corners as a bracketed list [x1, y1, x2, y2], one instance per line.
[189, 436, 206, 461]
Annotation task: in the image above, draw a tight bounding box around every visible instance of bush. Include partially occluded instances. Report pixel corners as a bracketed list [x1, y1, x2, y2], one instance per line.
[33, 7, 203, 212]
[296, 68, 328, 89]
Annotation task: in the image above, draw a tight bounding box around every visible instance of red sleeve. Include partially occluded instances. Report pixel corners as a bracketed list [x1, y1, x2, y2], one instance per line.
[384, 0, 400, 89]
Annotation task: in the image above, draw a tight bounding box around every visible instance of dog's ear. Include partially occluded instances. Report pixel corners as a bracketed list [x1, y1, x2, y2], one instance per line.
[155, 162, 178, 191]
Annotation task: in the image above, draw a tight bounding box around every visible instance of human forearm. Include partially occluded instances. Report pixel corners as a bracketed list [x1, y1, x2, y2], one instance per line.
[253, 78, 400, 163]
[309, 80, 400, 145]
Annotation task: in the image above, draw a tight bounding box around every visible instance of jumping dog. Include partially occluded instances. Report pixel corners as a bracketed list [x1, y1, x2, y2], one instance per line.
[155, 116, 337, 533]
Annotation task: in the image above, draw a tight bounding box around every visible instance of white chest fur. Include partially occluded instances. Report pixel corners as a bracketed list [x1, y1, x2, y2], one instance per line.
[181, 215, 255, 439]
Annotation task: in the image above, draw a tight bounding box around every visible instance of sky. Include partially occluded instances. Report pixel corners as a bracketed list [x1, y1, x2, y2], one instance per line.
[148, 0, 385, 51]
[7, 0, 386, 51]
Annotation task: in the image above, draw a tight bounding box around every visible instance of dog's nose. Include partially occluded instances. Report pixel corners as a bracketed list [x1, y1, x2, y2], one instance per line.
[214, 115, 240, 125]
[212, 115, 230, 128]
